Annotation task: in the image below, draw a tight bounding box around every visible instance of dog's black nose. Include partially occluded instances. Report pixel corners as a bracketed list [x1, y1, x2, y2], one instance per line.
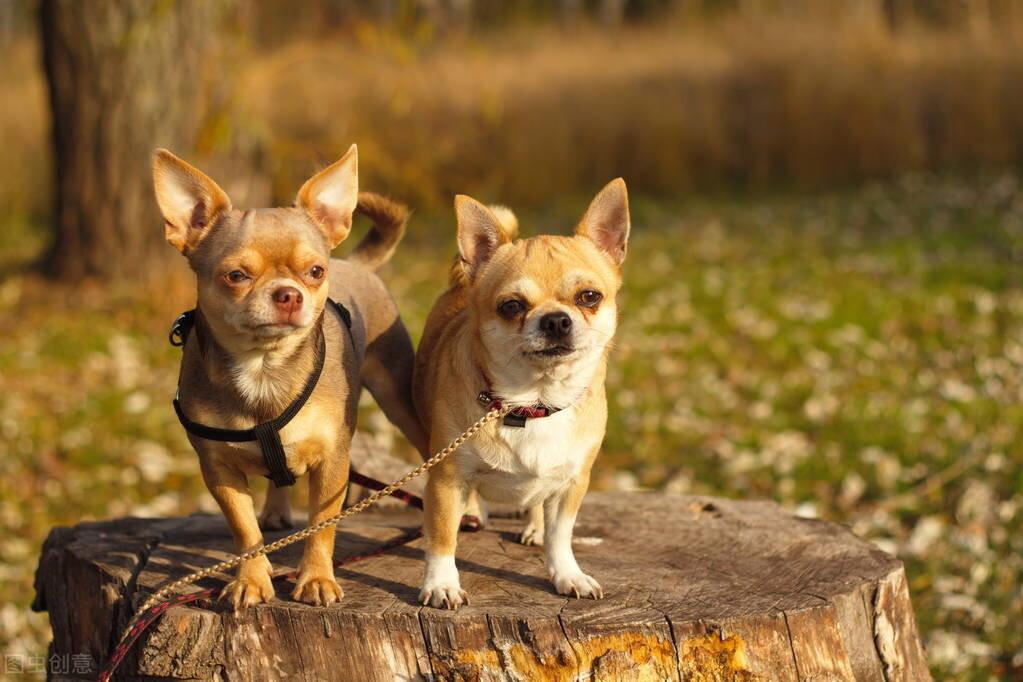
[272, 286, 303, 313]
[539, 311, 573, 340]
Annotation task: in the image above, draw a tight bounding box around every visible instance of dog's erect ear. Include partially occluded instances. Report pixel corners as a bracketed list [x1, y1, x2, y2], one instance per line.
[153, 149, 232, 254]
[297, 144, 359, 248]
[576, 178, 630, 266]
[455, 195, 511, 279]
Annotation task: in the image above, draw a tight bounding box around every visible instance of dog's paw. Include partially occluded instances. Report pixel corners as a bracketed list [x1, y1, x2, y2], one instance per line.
[292, 572, 343, 609]
[519, 521, 544, 546]
[551, 570, 603, 599]
[220, 558, 275, 610]
[258, 509, 293, 531]
[419, 581, 470, 610]
[292, 571, 344, 606]
[519, 505, 543, 545]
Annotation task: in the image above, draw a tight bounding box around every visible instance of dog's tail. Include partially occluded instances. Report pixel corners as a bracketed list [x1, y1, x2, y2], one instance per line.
[449, 204, 519, 286]
[488, 204, 519, 242]
[349, 192, 409, 271]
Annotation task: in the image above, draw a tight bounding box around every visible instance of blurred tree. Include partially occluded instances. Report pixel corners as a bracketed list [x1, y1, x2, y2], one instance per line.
[599, 0, 628, 25]
[39, 0, 229, 282]
[419, 0, 473, 32]
[0, 1, 13, 47]
[559, 0, 585, 25]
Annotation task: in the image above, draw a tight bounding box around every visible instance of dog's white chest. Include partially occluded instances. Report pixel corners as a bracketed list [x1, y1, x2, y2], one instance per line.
[467, 408, 596, 507]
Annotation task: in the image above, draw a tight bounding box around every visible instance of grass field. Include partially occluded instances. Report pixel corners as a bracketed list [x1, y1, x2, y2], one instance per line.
[1, 174, 1021, 679]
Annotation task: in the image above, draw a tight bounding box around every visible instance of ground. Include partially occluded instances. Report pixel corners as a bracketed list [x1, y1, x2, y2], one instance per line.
[1, 174, 1021, 680]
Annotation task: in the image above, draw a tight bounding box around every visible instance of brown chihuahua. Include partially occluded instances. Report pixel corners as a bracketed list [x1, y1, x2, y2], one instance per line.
[153, 145, 428, 608]
[414, 179, 629, 608]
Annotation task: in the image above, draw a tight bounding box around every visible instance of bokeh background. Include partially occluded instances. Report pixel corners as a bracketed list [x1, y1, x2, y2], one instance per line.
[2, 1, 1022, 679]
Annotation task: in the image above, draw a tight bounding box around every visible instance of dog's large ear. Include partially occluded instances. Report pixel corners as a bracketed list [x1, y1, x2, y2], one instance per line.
[297, 144, 359, 248]
[455, 195, 511, 279]
[153, 149, 232, 254]
[576, 178, 630, 266]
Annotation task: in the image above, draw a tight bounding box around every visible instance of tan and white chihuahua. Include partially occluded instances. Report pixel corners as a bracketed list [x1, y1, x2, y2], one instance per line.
[413, 179, 630, 608]
[153, 145, 428, 609]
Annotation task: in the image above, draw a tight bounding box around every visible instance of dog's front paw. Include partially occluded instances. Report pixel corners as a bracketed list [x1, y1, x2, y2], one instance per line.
[551, 569, 603, 599]
[419, 581, 469, 610]
[292, 569, 344, 606]
[220, 557, 275, 610]
[420, 553, 468, 609]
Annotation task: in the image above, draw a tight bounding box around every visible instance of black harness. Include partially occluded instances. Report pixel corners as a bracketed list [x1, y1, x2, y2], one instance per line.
[169, 299, 354, 487]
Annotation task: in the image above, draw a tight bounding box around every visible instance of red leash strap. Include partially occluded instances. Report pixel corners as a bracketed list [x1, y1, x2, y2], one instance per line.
[96, 471, 478, 682]
[348, 469, 424, 509]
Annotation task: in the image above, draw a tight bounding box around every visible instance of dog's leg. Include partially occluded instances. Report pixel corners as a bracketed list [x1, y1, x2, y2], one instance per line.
[420, 461, 468, 609]
[519, 504, 545, 546]
[361, 319, 431, 458]
[199, 458, 275, 609]
[258, 482, 293, 531]
[293, 451, 347, 606]
[544, 465, 603, 599]
[464, 487, 488, 528]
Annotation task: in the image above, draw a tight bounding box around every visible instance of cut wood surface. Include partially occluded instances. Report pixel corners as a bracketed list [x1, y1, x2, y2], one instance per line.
[33, 470, 932, 680]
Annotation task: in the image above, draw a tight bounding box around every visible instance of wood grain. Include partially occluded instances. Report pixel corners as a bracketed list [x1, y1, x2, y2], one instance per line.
[33, 492, 932, 680]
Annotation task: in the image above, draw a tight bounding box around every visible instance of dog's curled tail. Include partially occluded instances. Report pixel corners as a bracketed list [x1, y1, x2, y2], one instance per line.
[488, 204, 519, 242]
[349, 192, 409, 271]
[449, 203, 519, 286]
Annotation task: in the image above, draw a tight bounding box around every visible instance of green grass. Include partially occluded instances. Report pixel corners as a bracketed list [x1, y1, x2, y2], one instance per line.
[1, 174, 1021, 679]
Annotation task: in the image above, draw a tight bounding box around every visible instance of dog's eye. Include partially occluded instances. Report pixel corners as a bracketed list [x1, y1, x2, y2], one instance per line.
[576, 290, 603, 308]
[497, 299, 527, 318]
[226, 270, 249, 284]
[309, 265, 325, 280]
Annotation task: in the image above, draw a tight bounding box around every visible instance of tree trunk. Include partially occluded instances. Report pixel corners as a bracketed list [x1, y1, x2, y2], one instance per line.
[599, 0, 628, 26]
[33, 440, 933, 680]
[882, 0, 912, 32]
[560, 0, 585, 26]
[39, 0, 225, 282]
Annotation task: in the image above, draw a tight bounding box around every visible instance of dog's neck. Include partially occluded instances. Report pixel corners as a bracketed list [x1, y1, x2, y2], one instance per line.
[469, 327, 605, 410]
[194, 308, 323, 419]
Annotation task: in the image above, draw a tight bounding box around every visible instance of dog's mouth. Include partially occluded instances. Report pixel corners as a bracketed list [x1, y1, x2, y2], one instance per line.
[525, 345, 575, 358]
[248, 321, 303, 336]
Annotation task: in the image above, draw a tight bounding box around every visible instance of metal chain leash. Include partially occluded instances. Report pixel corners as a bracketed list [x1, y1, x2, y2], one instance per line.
[114, 405, 509, 653]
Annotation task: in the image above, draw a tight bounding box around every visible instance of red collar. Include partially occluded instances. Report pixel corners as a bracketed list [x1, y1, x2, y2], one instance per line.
[476, 388, 562, 428]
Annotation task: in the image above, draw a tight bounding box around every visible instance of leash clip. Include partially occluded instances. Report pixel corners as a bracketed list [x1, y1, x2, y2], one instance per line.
[503, 413, 528, 428]
[169, 313, 189, 347]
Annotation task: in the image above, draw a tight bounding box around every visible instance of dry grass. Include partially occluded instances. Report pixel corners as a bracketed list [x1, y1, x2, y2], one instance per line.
[0, 40, 50, 271]
[232, 18, 1023, 210]
[4, 17, 1023, 224]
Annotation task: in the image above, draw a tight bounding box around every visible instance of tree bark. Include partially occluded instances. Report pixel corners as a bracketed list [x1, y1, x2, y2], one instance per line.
[33, 443, 933, 680]
[39, 0, 225, 282]
[882, 0, 912, 32]
[599, 0, 628, 26]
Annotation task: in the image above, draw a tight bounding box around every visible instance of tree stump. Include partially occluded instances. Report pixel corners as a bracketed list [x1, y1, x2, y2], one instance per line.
[33, 492, 931, 681]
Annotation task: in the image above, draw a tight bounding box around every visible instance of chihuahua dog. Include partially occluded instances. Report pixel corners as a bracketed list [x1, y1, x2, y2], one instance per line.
[413, 179, 630, 608]
[153, 145, 428, 608]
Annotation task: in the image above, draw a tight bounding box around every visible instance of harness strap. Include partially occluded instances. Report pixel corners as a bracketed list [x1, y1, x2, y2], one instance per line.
[253, 422, 296, 487]
[327, 297, 353, 334]
[171, 299, 354, 487]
